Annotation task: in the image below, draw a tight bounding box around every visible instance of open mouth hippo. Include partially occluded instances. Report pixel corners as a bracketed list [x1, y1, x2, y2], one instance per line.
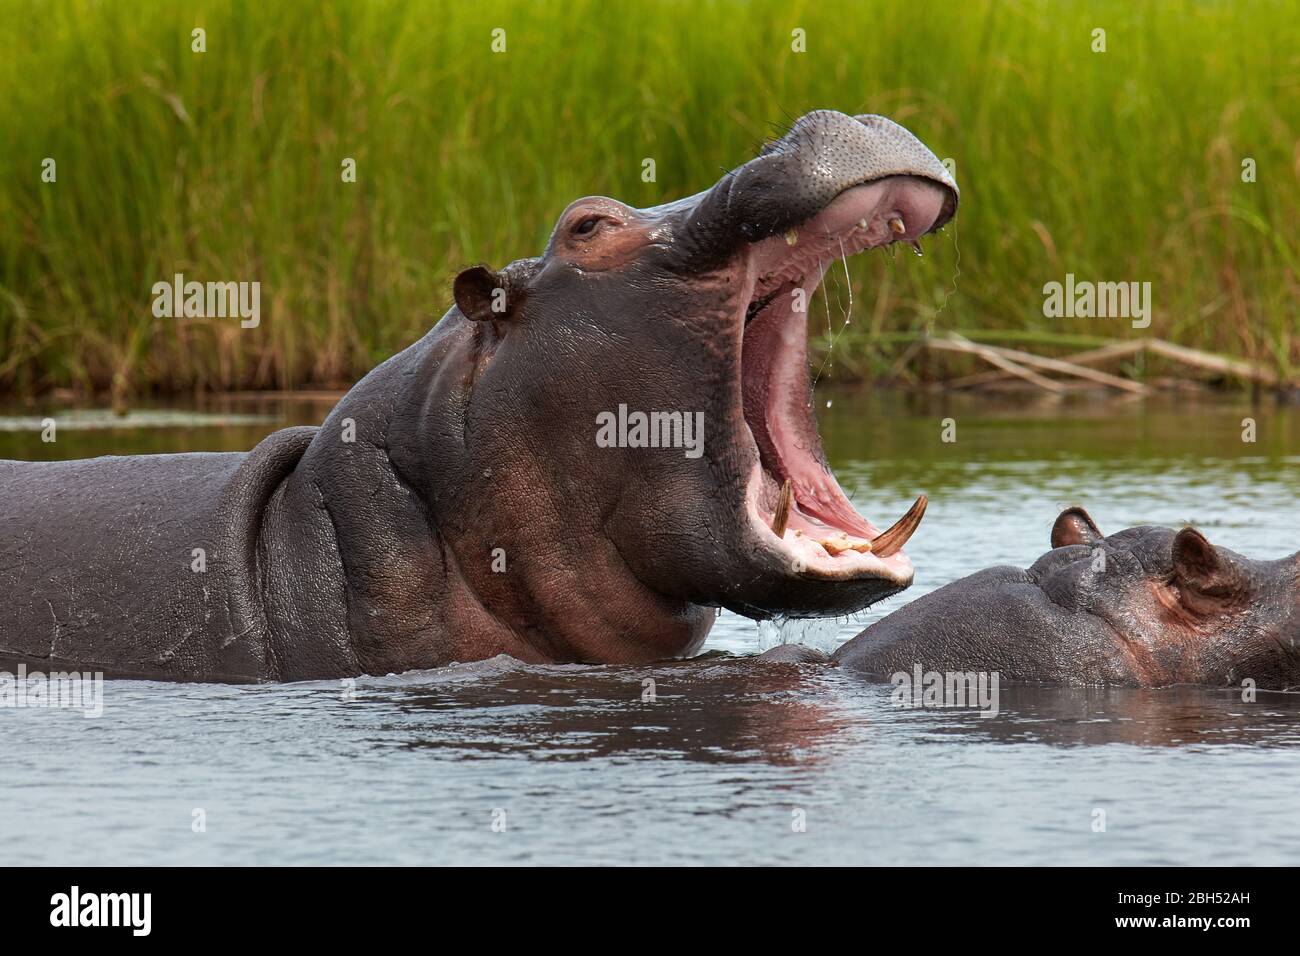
[827, 508, 1300, 690]
[0, 110, 957, 682]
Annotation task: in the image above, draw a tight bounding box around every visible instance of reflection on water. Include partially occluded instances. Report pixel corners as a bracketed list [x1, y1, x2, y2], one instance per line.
[919, 683, 1300, 748]
[1, 388, 1297, 864]
[388, 656, 845, 766]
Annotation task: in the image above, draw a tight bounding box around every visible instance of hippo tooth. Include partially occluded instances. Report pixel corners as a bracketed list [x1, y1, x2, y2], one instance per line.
[871, 494, 928, 558]
[820, 533, 872, 555]
[857, 218, 869, 230]
[784, 229, 799, 246]
[771, 478, 793, 538]
[889, 217, 906, 235]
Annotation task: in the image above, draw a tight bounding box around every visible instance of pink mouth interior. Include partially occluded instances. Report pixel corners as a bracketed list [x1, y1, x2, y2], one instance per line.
[739, 177, 949, 558]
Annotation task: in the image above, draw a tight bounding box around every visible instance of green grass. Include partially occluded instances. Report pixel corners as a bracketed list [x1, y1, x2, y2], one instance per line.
[0, 0, 1297, 397]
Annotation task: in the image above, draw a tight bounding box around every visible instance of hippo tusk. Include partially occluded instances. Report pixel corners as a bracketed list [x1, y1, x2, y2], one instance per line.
[871, 494, 927, 557]
[889, 217, 906, 235]
[771, 478, 793, 538]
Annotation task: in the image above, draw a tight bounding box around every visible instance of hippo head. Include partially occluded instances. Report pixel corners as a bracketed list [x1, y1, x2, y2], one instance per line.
[834, 507, 1300, 689]
[1034, 508, 1300, 688]
[417, 110, 956, 659]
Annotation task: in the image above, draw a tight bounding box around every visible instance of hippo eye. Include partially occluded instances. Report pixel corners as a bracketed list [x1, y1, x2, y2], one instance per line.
[572, 216, 603, 236]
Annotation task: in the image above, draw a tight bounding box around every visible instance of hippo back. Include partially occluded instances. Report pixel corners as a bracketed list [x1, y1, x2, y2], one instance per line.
[0, 427, 315, 681]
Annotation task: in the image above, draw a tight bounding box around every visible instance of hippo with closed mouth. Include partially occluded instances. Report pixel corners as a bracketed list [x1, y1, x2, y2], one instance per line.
[0, 110, 957, 682]
[818, 508, 1300, 689]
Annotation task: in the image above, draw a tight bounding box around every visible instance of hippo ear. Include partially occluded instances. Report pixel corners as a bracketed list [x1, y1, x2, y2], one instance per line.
[1051, 507, 1103, 548]
[1171, 527, 1248, 603]
[454, 266, 514, 322]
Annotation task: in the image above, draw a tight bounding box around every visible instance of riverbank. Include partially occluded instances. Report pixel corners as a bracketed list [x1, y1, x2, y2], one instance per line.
[4, 383, 1298, 465]
[2, 327, 1295, 411]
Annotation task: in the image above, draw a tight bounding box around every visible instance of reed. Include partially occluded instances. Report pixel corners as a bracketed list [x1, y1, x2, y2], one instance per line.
[0, 0, 1295, 396]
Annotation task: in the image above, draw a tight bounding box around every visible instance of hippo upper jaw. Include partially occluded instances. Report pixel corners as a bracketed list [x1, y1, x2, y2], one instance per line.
[675, 111, 957, 261]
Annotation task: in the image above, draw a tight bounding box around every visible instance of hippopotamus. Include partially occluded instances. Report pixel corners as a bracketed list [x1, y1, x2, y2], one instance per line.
[819, 508, 1300, 690]
[0, 109, 957, 682]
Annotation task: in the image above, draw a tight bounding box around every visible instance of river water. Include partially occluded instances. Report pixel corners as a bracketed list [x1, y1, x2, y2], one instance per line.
[1, 389, 1297, 865]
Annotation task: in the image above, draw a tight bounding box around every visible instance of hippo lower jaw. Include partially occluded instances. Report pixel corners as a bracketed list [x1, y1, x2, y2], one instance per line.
[734, 174, 949, 592]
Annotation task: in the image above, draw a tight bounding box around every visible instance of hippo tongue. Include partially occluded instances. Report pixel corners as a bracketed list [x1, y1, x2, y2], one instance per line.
[793, 476, 876, 537]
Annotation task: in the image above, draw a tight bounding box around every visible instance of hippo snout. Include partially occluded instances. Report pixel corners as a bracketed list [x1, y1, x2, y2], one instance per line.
[694, 109, 958, 250]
